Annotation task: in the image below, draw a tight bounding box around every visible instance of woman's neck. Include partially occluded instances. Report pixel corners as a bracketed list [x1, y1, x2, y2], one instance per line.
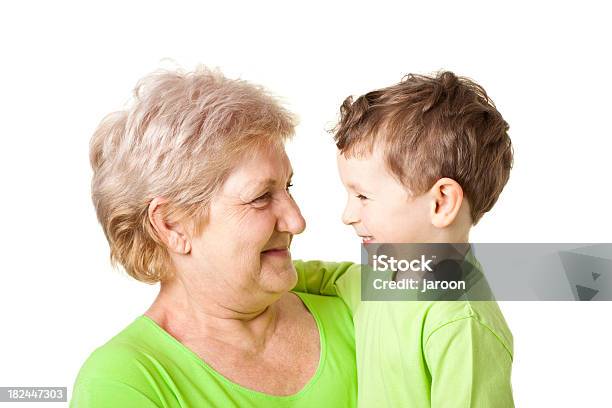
[144, 276, 284, 353]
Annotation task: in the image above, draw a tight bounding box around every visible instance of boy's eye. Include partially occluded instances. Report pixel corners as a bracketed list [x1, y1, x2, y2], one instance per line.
[356, 194, 368, 200]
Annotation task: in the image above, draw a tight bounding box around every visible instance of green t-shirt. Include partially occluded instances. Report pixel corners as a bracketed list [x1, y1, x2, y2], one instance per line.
[71, 292, 357, 407]
[293, 258, 514, 408]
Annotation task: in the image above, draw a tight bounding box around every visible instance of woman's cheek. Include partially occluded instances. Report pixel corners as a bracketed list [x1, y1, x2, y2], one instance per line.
[241, 210, 277, 244]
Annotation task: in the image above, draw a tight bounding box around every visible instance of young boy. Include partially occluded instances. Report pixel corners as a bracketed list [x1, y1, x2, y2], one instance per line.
[293, 71, 514, 407]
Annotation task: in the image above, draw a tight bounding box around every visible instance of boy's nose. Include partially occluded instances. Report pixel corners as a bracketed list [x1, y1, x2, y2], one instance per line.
[341, 198, 359, 225]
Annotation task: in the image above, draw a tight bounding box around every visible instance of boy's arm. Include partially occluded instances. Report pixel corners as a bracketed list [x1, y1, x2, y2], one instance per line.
[292, 260, 362, 314]
[424, 316, 514, 407]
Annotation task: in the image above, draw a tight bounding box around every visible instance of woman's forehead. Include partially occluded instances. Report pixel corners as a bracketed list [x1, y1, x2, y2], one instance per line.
[223, 147, 293, 192]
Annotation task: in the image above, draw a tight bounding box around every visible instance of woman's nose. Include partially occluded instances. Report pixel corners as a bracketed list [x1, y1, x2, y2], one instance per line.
[276, 193, 306, 235]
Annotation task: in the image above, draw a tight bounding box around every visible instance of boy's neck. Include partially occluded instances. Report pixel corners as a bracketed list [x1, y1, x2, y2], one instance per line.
[430, 196, 473, 243]
[428, 226, 470, 244]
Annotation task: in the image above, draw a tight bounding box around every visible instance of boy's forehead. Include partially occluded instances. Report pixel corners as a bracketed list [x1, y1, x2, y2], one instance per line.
[337, 147, 387, 168]
[337, 149, 392, 187]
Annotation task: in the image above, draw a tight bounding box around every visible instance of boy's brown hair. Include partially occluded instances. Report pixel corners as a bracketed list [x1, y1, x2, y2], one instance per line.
[334, 71, 513, 224]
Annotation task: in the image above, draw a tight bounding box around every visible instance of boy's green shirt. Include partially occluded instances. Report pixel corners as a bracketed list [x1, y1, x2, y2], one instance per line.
[293, 255, 514, 408]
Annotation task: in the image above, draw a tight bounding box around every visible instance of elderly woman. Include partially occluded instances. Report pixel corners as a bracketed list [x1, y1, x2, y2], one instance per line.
[71, 68, 357, 407]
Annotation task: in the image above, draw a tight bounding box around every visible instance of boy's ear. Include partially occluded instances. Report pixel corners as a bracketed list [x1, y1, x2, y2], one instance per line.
[148, 197, 192, 255]
[429, 178, 464, 228]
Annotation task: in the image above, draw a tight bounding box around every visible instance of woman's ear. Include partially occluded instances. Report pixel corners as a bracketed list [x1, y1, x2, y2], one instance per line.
[148, 197, 192, 255]
[429, 178, 464, 228]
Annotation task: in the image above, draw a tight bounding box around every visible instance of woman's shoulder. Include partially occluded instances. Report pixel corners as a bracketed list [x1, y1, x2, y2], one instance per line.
[72, 315, 192, 389]
[71, 317, 168, 407]
[75, 317, 157, 378]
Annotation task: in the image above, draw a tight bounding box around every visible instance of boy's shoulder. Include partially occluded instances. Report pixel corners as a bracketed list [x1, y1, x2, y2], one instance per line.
[363, 299, 513, 358]
[419, 300, 513, 356]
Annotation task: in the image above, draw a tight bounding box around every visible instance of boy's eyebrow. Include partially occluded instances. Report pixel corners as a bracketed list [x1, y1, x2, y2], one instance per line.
[346, 180, 368, 192]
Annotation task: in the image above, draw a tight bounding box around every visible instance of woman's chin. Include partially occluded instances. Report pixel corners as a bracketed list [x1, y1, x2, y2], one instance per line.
[260, 261, 298, 293]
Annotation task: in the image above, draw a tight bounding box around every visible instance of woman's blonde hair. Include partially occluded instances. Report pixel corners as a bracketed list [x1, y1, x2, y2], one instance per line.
[90, 66, 297, 283]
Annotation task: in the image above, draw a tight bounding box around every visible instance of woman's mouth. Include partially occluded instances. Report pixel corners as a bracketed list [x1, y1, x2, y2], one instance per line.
[261, 248, 290, 257]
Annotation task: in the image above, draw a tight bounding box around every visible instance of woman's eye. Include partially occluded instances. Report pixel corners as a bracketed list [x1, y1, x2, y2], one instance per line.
[356, 194, 368, 200]
[252, 192, 271, 204]
[286, 182, 293, 192]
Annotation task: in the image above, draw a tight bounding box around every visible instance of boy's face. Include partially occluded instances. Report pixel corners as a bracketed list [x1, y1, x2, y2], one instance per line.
[337, 146, 434, 244]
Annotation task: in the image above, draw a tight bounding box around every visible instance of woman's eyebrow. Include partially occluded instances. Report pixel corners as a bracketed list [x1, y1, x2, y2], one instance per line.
[245, 179, 275, 193]
[246, 177, 282, 193]
[246, 170, 294, 194]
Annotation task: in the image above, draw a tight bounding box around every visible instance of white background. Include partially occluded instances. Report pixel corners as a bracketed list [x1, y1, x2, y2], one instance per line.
[1, 1, 611, 407]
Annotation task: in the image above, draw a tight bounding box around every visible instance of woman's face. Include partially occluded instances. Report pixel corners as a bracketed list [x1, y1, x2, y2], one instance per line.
[187, 145, 306, 302]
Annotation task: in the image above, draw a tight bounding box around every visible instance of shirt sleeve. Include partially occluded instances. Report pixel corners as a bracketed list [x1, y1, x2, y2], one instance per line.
[292, 260, 362, 314]
[70, 344, 164, 408]
[424, 316, 514, 408]
[70, 378, 161, 408]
